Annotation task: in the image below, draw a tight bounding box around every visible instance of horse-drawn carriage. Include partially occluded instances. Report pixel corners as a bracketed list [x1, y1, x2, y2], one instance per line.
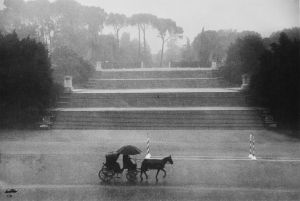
[98, 145, 174, 182]
[98, 152, 139, 182]
[98, 145, 140, 182]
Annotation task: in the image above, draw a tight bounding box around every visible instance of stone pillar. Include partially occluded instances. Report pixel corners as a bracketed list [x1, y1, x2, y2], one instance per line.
[96, 61, 102, 71]
[141, 61, 144, 68]
[241, 74, 250, 90]
[64, 76, 73, 93]
[169, 61, 171, 68]
[211, 61, 217, 69]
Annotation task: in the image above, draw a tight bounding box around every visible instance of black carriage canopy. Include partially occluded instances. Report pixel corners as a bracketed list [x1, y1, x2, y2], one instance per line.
[116, 145, 142, 155]
[105, 152, 120, 164]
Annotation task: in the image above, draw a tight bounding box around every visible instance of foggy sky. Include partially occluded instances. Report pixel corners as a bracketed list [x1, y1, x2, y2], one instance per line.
[1, 0, 299, 53]
[76, 0, 299, 52]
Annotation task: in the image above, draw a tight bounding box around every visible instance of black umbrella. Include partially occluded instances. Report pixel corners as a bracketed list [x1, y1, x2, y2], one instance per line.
[116, 145, 142, 155]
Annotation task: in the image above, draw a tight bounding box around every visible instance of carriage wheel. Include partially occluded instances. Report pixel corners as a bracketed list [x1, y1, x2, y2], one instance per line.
[99, 167, 114, 182]
[126, 170, 138, 182]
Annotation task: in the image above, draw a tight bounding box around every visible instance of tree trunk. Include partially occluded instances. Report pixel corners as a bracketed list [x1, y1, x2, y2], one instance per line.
[160, 38, 165, 67]
[143, 27, 146, 57]
[138, 25, 141, 62]
[141, 25, 146, 64]
[116, 29, 120, 49]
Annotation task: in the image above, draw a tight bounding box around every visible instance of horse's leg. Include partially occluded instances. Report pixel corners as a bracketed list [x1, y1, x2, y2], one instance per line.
[144, 170, 148, 180]
[162, 168, 167, 178]
[155, 169, 160, 181]
[140, 170, 143, 181]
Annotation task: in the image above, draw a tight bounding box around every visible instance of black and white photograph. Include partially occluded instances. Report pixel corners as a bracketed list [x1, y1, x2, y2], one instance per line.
[0, 0, 299, 200]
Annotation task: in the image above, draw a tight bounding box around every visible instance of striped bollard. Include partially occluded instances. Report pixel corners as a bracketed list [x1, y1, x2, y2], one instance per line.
[252, 135, 256, 160]
[248, 134, 253, 159]
[145, 134, 151, 159]
[248, 134, 257, 160]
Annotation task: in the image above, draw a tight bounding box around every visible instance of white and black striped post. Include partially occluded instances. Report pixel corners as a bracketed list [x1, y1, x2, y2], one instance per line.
[248, 134, 256, 160]
[248, 134, 253, 159]
[145, 133, 151, 159]
[252, 135, 256, 160]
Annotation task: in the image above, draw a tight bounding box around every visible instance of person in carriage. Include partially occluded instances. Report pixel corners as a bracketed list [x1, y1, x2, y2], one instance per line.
[105, 152, 122, 174]
[122, 155, 137, 171]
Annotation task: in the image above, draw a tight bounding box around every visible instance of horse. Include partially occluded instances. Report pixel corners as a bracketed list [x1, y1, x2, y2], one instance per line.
[140, 155, 173, 181]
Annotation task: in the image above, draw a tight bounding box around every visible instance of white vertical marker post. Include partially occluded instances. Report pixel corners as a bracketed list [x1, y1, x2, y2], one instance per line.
[145, 133, 151, 159]
[248, 134, 257, 160]
[248, 134, 253, 159]
[252, 135, 256, 160]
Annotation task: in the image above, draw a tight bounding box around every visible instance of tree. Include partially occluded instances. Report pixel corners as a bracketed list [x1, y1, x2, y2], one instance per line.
[269, 27, 300, 43]
[222, 33, 265, 84]
[192, 29, 243, 66]
[81, 6, 106, 62]
[130, 14, 157, 63]
[164, 38, 182, 64]
[51, 46, 94, 87]
[181, 38, 195, 62]
[0, 32, 54, 128]
[251, 33, 300, 131]
[0, 0, 107, 62]
[153, 18, 183, 67]
[105, 13, 127, 49]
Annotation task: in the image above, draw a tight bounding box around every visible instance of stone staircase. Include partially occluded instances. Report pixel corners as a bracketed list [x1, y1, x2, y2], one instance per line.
[57, 89, 247, 108]
[86, 77, 228, 89]
[53, 67, 269, 129]
[93, 68, 218, 79]
[86, 68, 229, 89]
[53, 107, 265, 129]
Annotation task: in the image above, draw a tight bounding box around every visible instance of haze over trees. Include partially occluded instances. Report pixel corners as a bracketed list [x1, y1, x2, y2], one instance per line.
[0, 0, 299, 131]
[0, 0, 185, 70]
[153, 18, 183, 67]
[105, 13, 127, 50]
[130, 14, 157, 64]
[51, 46, 94, 87]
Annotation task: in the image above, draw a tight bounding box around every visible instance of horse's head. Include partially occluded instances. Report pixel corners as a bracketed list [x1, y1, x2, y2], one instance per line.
[166, 155, 173, 165]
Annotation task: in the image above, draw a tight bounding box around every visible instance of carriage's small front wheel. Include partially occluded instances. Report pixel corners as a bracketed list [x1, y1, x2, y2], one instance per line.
[126, 170, 138, 182]
[99, 167, 114, 182]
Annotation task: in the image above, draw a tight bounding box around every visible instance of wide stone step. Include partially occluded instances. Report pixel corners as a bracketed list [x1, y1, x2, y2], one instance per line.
[55, 119, 262, 126]
[53, 123, 265, 130]
[95, 68, 218, 79]
[54, 111, 262, 118]
[87, 78, 227, 89]
[55, 113, 260, 120]
[57, 91, 247, 107]
[52, 108, 265, 129]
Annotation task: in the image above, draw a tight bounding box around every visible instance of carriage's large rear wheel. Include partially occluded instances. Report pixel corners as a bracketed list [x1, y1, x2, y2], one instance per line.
[126, 170, 138, 182]
[99, 167, 114, 182]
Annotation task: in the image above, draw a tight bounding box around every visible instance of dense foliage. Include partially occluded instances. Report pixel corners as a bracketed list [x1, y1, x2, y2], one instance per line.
[221, 33, 265, 84]
[0, 0, 183, 68]
[0, 32, 58, 128]
[221, 28, 300, 131]
[251, 33, 300, 130]
[51, 46, 94, 87]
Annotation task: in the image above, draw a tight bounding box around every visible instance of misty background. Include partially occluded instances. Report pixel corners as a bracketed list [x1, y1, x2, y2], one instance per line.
[0, 0, 299, 53]
[0, 0, 299, 130]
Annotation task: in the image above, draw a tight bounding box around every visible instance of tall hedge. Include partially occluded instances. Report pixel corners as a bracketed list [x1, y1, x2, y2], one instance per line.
[0, 32, 54, 128]
[251, 33, 300, 131]
[221, 34, 265, 85]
